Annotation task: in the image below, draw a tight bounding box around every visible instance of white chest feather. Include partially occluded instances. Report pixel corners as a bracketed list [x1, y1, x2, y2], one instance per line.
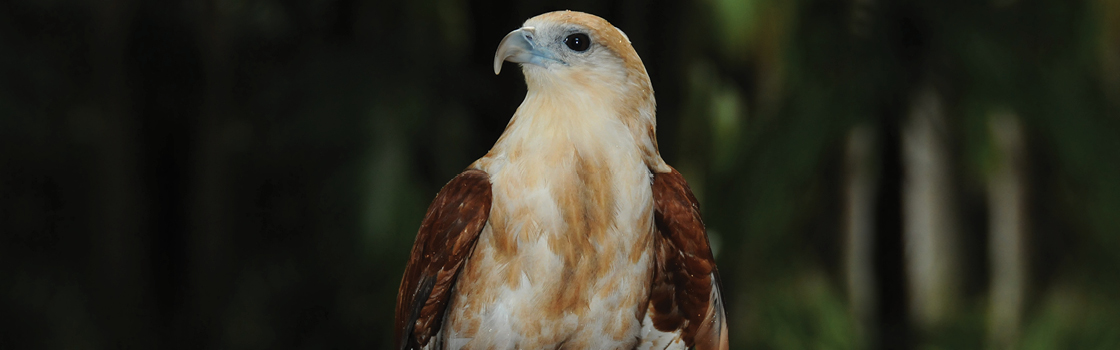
[440, 89, 658, 349]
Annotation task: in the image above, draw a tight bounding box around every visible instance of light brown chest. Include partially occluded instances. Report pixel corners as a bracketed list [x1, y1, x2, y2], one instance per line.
[445, 147, 656, 349]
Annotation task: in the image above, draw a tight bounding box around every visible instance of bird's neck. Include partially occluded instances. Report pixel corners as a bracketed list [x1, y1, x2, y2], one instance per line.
[511, 85, 624, 157]
[476, 76, 668, 173]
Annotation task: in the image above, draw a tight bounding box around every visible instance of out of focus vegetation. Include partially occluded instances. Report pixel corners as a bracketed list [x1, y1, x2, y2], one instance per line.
[2, 0, 1118, 349]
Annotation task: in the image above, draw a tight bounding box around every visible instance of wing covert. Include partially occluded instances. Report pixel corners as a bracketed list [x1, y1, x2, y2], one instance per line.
[394, 169, 492, 350]
[646, 167, 729, 350]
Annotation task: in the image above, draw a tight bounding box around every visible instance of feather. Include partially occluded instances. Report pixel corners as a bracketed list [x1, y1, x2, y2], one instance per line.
[647, 168, 729, 350]
[394, 170, 492, 350]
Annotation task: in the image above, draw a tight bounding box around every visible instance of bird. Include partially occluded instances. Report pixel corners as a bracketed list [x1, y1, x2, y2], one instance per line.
[394, 10, 728, 350]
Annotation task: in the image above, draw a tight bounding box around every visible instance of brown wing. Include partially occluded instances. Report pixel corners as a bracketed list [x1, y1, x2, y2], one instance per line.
[394, 169, 492, 350]
[647, 167, 729, 350]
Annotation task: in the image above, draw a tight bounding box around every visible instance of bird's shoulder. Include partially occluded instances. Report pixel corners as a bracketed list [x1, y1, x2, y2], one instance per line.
[642, 167, 729, 350]
[394, 169, 492, 350]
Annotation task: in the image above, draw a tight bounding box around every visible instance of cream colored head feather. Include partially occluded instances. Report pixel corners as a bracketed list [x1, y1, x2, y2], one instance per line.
[491, 10, 668, 173]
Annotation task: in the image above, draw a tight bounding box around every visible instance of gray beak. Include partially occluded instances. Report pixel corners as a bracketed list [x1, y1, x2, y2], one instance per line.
[493, 27, 559, 75]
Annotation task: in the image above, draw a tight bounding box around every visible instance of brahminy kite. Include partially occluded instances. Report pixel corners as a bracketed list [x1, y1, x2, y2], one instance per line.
[394, 10, 728, 350]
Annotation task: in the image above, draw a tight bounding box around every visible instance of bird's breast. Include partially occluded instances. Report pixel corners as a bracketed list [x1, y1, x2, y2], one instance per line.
[445, 136, 656, 349]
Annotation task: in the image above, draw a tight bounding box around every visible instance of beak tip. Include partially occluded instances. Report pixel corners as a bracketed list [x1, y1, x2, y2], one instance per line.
[494, 27, 538, 77]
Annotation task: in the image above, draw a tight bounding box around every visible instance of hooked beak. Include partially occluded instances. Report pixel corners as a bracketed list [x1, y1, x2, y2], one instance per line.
[493, 27, 561, 75]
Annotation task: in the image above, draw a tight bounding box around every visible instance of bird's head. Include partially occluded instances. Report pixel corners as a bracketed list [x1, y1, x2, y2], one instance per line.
[494, 11, 652, 103]
[490, 11, 667, 172]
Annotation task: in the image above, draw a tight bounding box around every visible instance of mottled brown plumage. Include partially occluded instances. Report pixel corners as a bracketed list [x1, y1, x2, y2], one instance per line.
[650, 168, 728, 349]
[395, 170, 492, 350]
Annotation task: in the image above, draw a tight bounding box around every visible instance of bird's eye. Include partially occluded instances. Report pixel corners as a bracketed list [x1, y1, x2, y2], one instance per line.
[564, 33, 590, 52]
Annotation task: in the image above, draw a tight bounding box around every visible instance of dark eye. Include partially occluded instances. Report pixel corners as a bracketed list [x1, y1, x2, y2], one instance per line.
[564, 33, 590, 52]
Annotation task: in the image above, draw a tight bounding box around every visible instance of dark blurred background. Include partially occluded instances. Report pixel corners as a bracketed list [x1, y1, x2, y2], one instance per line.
[2, 0, 1118, 349]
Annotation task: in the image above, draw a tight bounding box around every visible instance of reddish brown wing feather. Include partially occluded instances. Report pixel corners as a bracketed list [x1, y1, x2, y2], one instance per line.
[394, 169, 492, 350]
[649, 167, 729, 350]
